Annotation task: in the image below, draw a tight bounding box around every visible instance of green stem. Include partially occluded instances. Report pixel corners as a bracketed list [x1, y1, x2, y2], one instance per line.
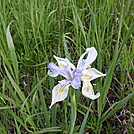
[69, 89, 77, 134]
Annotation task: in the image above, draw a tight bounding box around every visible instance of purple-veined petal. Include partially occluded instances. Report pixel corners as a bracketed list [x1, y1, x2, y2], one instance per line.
[72, 68, 82, 76]
[77, 47, 97, 69]
[82, 68, 106, 81]
[71, 76, 81, 89]
[49, 84, 70, 108]
[82, 81, 100, 100]
[58, 79, 71, 85]
[48, 62, 66, 78]
[62, 65, 72, 79]
[48, 62, 60, 72]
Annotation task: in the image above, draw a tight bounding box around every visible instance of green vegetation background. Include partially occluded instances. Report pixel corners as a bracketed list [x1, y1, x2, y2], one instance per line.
[0, 0, 133, 133]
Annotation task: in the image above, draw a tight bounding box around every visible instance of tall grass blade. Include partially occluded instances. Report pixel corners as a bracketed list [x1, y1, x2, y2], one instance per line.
[0, 106, 16, 110]
[63, 34, 71, 60]
[79, 102, 92, 134]
[21, 75, 47, 111]
[33, 127, 61, 133]
[3, 63, 25, 101]
[49, 77, 56, 127]
[101, 0, 125, 112]
[100, 92, 134, 124]
[6, 24, 19, 84]
[37, 73, 50, 127]
[14, 119, 21, 134]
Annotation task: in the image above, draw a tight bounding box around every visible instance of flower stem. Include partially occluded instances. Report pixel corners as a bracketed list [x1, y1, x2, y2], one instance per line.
[69, 89, 77, 134]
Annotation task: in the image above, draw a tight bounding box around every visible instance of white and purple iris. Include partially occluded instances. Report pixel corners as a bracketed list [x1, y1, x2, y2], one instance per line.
[48, 47, 106, 108]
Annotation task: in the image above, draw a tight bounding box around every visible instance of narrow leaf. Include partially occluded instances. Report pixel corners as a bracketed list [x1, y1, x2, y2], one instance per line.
[33, 127, 61, 133]
[79, 102, 92, 134]
[100, 92, 134, 124]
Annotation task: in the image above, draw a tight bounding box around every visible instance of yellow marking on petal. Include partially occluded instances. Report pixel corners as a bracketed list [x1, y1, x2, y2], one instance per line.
[61, 63, 66, 67]
[83, 73, 91, 78]
[59, 85, 66, 93]
[85, 81, 90, 92]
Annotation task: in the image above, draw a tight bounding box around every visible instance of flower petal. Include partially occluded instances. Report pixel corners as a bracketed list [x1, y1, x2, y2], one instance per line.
[82, 81, 100, 100]
[77, 47, 97, 69]
[54, 55, 75, 70]
[48, 70, 59, 77]
[71, 76, 81, 89]
[50, 84, 70, 108]
[82, 68, 106, 81]
[72, 68, 82, 76]
[48, 62, 66, 78]
[58, 79, 71, 85]
[62, 65, 72, 79]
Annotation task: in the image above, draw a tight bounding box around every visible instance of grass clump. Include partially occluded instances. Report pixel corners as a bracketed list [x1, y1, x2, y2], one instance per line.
[0, 0, 133, 133]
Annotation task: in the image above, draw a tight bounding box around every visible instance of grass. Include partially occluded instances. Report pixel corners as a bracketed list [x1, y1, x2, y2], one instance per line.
[0, 0, 134, 133]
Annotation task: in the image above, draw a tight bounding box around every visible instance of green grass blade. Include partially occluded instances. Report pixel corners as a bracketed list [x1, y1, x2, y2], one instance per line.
[0, 92, 19, 106]
[0, 106, 16, 110]
[63, 34, 71, 60]
[0, 122, 6, 134]
[37, 73, 50, 127]
[79, 102, 92, 134]
[3, 63, 25, 101]
[72, 1, 87, 46]
[14, 119, 21, 134]
[6, 24, 19, 84]
[49, 77, 56, 127]
[33, 127, 61, 133]
[100, 92, 134, 124]
[9, 109, 32, 133]
[100, 0, 125, 112]
[21, 75, 47, 111]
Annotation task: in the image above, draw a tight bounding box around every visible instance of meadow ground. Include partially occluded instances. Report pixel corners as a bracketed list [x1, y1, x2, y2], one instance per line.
[0, 0, 134, 133]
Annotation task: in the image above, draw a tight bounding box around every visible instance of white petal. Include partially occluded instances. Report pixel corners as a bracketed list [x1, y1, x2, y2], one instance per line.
[48, 70, 59, 77]
[54, 55, 75, 69]
[85, 47, 98, 65]
[82, 68, 106, 81]
[50, 84, 70, 108]
[82, 81, 100, 100]
[77, 47, 97, 69]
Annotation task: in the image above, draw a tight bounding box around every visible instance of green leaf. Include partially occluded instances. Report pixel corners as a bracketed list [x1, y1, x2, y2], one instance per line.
[63, 34, 71, 60]
[37, 73, 50, 127]
[100, 92, 134, 124]
[33, 127, 62, 133]
[3, 64, 25, 101]
[21, 75, 47, 111]
[79, 102, 92, 134]
[6, 23, 15, 51]
[6, 23, 19, 84]
[0, 106, 16, 110]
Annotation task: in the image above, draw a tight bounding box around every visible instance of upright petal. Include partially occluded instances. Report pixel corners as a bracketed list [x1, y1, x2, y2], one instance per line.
[85, 47, 98, 65]
[71, 76, 81, 89]
[54, 55, 75, 70]
[82, 68, 106, 81]
[50, 84, 70, 108]
[77, 47, 97, 69]
[82, 81, 100, 100]
[62, 65, 72, 79]
[72, 68, 82, 76]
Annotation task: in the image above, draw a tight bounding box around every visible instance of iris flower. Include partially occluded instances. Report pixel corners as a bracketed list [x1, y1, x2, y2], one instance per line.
[48, 47, 106, 108]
